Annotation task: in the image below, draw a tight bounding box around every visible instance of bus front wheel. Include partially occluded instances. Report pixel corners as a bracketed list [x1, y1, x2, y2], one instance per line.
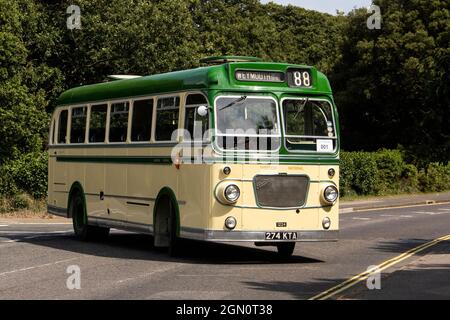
[71, 192, 109, 241]
[276, 242, 295, 258]
[154, 196, 181, 256]
[168, 208, 180, 257]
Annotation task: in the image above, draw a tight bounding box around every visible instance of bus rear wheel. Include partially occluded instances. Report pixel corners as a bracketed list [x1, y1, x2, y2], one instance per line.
[276, 242, 295, 258]
[71, 192, 109, 241]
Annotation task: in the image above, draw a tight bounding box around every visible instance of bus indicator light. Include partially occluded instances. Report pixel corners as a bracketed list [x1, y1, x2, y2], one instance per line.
[225, 216, 237, 230]
[328, 168, 335, 178]
[322, 217, 331, 230]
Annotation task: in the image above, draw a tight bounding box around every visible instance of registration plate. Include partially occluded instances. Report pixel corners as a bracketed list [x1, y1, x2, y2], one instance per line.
[265, 232, 298, 241]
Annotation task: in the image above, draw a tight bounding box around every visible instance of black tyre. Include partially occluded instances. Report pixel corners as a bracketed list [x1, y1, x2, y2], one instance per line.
[276, 242, 295, 258]
[168, 201, 181, 257]
[71, 192, 109, 241]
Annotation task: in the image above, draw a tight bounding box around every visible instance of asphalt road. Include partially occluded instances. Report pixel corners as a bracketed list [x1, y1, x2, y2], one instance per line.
[0, 202, 449, 300]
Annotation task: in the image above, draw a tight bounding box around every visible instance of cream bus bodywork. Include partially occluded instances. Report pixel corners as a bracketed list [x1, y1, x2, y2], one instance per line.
[48, 60, 340, 252]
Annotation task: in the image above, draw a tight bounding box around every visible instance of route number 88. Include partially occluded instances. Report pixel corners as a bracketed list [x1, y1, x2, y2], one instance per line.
[293, 71, 311, 87]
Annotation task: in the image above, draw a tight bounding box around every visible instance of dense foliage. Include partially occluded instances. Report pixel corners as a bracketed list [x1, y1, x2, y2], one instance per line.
[0, 0, 449, 205]
[340, 149, 450, 197]
[333, 0, 450, 164]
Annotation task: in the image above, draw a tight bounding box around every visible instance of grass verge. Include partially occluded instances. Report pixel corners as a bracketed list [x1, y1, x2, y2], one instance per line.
[0, 195, 51, 218]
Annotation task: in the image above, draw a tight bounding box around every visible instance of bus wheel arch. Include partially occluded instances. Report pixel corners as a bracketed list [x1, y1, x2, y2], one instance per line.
[67, 182, 109, 240]
[67, 182, 86, 219]
[153, 187, 180, 254]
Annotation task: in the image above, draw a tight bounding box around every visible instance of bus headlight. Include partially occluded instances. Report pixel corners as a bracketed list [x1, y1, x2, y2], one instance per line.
[224, 184, 240, 203]
[323, 185, 338, 204]
[225, 216, 237, 230]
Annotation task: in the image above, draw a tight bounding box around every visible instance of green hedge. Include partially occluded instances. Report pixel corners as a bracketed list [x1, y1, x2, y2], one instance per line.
[0, 152, 48, 200]
[340, 149, 450, 197]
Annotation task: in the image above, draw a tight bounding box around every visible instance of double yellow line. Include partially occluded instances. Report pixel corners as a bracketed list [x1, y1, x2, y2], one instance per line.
[309, 234, 450, 300]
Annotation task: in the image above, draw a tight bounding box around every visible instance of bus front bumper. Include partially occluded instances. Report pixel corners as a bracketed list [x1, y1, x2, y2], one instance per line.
[180, 228, 338, 242]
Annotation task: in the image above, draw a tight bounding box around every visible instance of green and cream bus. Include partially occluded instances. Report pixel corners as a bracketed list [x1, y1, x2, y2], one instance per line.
[47, 56, 340, 257]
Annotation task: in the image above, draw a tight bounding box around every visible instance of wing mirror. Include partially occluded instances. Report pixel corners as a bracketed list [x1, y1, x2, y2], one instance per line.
[197, 105, 209, 117]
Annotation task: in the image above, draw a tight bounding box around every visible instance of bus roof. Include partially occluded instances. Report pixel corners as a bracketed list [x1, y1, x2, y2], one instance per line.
[56, 61, 333, 106]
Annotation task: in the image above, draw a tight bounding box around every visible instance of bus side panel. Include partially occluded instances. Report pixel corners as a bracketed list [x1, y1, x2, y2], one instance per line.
[47, 151, 59, 209]
[52, 150, 69, 210]
[126, 147, 156, 226]
[126, 147, 178, 227]
[84, 147, 106, 219]
[104, 147, 127, 222]
[178, 162, 211, 232]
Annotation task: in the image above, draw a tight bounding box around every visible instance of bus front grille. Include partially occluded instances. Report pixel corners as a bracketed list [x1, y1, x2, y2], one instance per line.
[253, 175, 309, 208]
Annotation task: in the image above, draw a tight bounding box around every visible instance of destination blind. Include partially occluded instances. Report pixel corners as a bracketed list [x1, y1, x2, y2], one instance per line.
[235, 70, 284, 82]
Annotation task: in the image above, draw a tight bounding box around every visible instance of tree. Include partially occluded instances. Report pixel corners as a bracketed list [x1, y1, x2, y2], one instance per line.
[0, 0, 61, 163]
[42, 0, 200, 92]
[332, 0, 450, 164]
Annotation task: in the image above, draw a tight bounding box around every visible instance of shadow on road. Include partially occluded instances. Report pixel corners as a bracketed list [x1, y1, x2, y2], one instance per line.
[3, 231, 323, 265]
[242, 264, 450, 300]
[242, 240, 450, 299]
[371, 238, 450, 256]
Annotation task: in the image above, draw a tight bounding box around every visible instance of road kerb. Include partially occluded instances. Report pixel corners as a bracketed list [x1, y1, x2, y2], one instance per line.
[340, 200, 450, 214]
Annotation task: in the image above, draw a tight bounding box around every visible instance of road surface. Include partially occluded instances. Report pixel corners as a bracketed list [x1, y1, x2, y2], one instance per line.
[0, 202, 449, 300]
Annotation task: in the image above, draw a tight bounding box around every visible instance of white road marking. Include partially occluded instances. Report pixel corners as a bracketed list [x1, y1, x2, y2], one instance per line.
[342, 200, 382, 205]
[414, 211, 442, 215]
[342, 201, 450, 214]
[177, 274, 237, 277]
[0, 225, 8, 227]
[399, 215, 413, 218]
[352, 217, 370, 220]
[380, 215, 395, 217]
[437, 208, 450, 211]
[147, 290, 230, 300]
[0, 230, 71, 234]
[0, 231, 72, 243]
[116, 265, 180, 284]
[0, 258, 77, 277]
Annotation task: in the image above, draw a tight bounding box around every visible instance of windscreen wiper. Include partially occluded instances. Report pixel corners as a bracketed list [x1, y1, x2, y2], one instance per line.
[219, 96, 247, 111]
[294, 97, 309, 120]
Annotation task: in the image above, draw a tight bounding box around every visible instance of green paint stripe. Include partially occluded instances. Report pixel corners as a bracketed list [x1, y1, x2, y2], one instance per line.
[56, 156, 172, 164]
[56, 156, 338, 165]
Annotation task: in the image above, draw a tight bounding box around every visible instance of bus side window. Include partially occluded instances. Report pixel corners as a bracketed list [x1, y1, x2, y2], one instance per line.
[109, 102, 130, 143]
[184, 94, 209, 141]
[70, 106, 87, 143]
[89, 104, 107, 143]
[155, 96, 180, 141]
[131, 99, 153, 142]
[57, 110, 68, 144]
